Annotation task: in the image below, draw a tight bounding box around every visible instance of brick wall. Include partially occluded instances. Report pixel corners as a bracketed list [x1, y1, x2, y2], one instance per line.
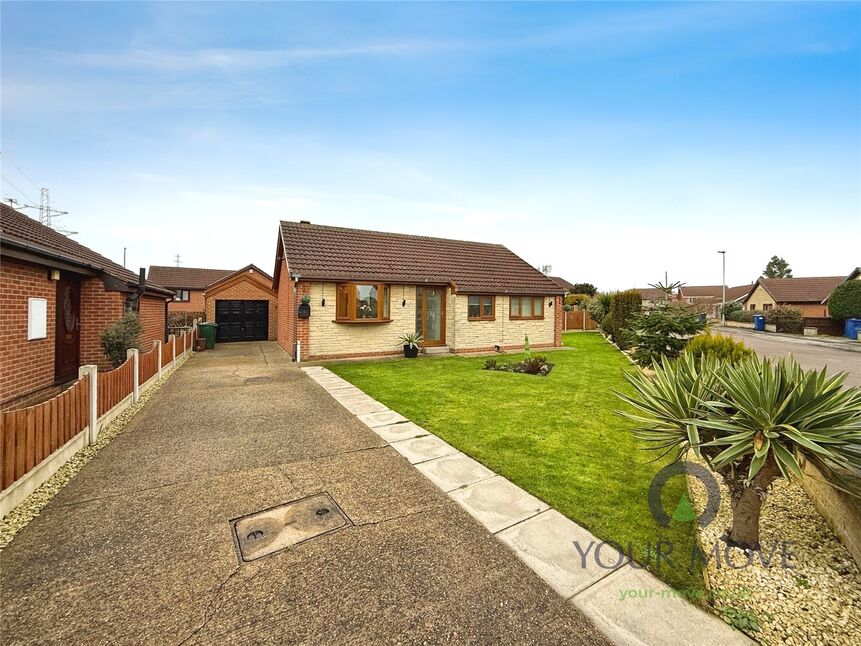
[0, 258, 57, 406]
[277, 260, 294, 357]
[79, 278, 125, 370]
[138, 294, 167, 348]
[204, 271, 278, 341]
[554, 295, 563, 346]
[167, 289, 205, 313]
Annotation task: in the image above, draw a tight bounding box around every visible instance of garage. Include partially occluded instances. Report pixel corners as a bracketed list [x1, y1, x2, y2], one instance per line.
[215, 300, 269, 342]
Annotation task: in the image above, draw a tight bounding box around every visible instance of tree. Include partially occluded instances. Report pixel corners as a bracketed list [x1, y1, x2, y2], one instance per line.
[571, 283, 597, 297]
[763, 256, 792, 278]
[100, 312, 142, 367]
[618, 354, 861, 549]
[828, 280, 861, 321]
[629, 282, 706, 367]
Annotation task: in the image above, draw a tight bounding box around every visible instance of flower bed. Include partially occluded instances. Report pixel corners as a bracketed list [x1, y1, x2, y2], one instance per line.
[482, 355, 553, 376]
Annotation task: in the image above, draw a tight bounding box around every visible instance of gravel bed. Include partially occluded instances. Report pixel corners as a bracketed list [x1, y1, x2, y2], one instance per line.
[0, 364, 182, 550]
[687, 461, 861, 645]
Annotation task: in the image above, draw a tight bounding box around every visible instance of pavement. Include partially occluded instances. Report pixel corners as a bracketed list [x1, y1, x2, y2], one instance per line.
[0, 342, 608, 645]
[714, 327, 861, 387]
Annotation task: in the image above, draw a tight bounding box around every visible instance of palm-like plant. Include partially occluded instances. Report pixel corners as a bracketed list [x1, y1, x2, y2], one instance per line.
[617, 354, 861, 549]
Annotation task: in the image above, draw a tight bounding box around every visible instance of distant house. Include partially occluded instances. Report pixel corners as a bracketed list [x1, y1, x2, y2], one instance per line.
[1, 203, 172, 408]
[635, 286, 679, 308]
[677, 284, 753, 317]
[147, 265, 234, 313]
[273, 221, 564, 361]
[742, 276, 845, 317]
[549, 276, 575, 293]
[202, 264, 277, 342]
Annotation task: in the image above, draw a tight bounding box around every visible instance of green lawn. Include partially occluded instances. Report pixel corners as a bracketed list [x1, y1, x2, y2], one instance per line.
[327, 332, 705, 594]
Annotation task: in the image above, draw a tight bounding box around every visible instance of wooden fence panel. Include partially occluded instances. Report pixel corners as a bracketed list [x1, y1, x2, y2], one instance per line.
[564, 309, 598, 331]
[0, 375, 89, 491]
[140, 347, 158, 384]
[803, 317, 843, 337]
[161, 337, 174, 367]
[97, 359, 134, 417]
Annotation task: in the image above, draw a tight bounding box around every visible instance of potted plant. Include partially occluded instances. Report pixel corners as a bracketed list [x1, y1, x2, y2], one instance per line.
[398, 332, 424, 358]
[298, 294, 311, 319]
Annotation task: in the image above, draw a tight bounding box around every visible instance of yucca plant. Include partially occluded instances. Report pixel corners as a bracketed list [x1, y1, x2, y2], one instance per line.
[617, 354, 861, 549]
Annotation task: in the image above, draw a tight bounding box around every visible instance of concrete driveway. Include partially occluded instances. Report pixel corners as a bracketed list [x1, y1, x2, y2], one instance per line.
[0, 342, 606, 645]
[715, 327, 860, 387]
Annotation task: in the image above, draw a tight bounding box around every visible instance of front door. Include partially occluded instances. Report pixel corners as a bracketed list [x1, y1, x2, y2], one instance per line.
[55, 273, 81, 382]
[415, 287, 446, 346]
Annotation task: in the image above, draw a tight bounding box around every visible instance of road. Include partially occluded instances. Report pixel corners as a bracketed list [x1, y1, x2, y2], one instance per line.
[715, 327, 860, 388]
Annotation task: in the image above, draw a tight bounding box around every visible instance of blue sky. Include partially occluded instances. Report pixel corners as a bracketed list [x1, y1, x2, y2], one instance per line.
[2, 1, 859, 289]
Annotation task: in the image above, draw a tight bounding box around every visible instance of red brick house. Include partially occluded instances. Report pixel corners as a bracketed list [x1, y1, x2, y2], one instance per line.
[147, 265, 233, 314]
[203, 264, 277, 342]
[1, 204, 173, 408]
[273, 221, 564, 361]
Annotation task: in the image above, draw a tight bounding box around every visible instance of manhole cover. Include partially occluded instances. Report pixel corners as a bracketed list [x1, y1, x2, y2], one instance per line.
[231, 493, 350, 562]
[245, 376, 272, 384]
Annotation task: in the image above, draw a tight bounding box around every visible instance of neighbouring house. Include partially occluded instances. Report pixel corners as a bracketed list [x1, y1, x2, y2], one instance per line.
[677, 283, 753, 317]
[273, 221, 565, 361]
[203, 264, 277, 342]
[147, 265, 234, 314]
[742, 276, 846, 317]
[635, 286, 681, 308]
[549, 276, 575, 293]
[1, 203, 173, 409]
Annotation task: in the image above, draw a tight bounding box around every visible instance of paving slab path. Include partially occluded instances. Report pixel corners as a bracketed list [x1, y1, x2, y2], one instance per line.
[0, 342, 607, 645]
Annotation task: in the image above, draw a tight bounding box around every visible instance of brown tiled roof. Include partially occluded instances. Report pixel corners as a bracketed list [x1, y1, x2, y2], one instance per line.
[679, 285, 724, 298]
[277, 221, 564, 295]
[636, 287, 670, 301]
[727, 284, 754, 301]
[549, 276, 575, 291]
[1, 203, 172, 295]
[203, 264, 273, 291]
[755, 276, 845, 303]
[147, 265, 234, 290]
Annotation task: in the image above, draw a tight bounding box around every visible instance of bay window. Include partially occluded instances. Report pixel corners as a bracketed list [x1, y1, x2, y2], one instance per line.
[335, 283, 390, 321]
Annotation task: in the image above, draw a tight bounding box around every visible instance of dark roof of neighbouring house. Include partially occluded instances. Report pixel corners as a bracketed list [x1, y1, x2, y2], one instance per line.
[747, 276, 846, 304]
[147, 265, 234, 290]
[203, 264, 273, 292]
[275, 221, 565, 295]
[1, 203, 172, 296]
[549, 276, 575, 291]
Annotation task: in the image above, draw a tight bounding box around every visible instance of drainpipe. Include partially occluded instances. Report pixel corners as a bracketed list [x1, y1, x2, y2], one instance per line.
[292, 274, 300, 363]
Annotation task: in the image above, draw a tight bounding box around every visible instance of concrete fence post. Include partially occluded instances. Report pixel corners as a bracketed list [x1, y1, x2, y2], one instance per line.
[155, 340, 163, 378]
[127, 348, 140, 403]
[169, 334, 176, 366]
[79, 364, 99, 445]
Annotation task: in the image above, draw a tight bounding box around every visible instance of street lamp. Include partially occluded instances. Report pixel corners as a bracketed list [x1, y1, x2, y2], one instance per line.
[718, 251, 726, 326]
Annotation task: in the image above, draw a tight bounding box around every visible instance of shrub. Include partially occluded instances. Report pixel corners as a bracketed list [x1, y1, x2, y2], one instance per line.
[629, 304, 707, 367]
[564, 293, 591, 308]
[584, 292, 612, 324]
[765, 305, 803, 334]
[100, 312, 142, 368]
[617, 353, 861, 549]
[827, 280, 861, 321]
[684, 331, 754, 365]
[604, 290, 641, 349]
[721, 301, 743, 320]
[483, 354, 553, 376]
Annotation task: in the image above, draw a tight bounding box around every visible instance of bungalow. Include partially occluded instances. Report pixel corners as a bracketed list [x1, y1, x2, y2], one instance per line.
[549, 276, 575, 293]
[202, 264, 277, 342]
[147, 265, 233, 314]
[1, 203, 173, 409]
[272, 221, 565, 361]
[742, 276, 846, 317]
[677, 283, 753, 317]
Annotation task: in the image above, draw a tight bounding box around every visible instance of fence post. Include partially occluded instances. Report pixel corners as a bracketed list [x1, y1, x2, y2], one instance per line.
[127, 348, 140, 403]
[155, 340, 163, 378]
[170, 334, 176, 366]
[79, 364, 99, 445]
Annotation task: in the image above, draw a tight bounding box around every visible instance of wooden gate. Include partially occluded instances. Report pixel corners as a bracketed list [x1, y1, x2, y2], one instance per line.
[564, 309, 598, 331]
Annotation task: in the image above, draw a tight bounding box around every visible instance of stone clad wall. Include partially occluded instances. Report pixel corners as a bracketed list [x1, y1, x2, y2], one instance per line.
[449, 294, 556, 352]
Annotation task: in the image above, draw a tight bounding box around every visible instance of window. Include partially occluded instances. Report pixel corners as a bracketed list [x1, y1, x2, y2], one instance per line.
[335, 283, 390, 321]
[173, 289, 190, 302]
[467, 295, 495, 320]
[510, 296, 544, 320]
[762, 303, 773, 311]
[749, 304, 756, 311]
